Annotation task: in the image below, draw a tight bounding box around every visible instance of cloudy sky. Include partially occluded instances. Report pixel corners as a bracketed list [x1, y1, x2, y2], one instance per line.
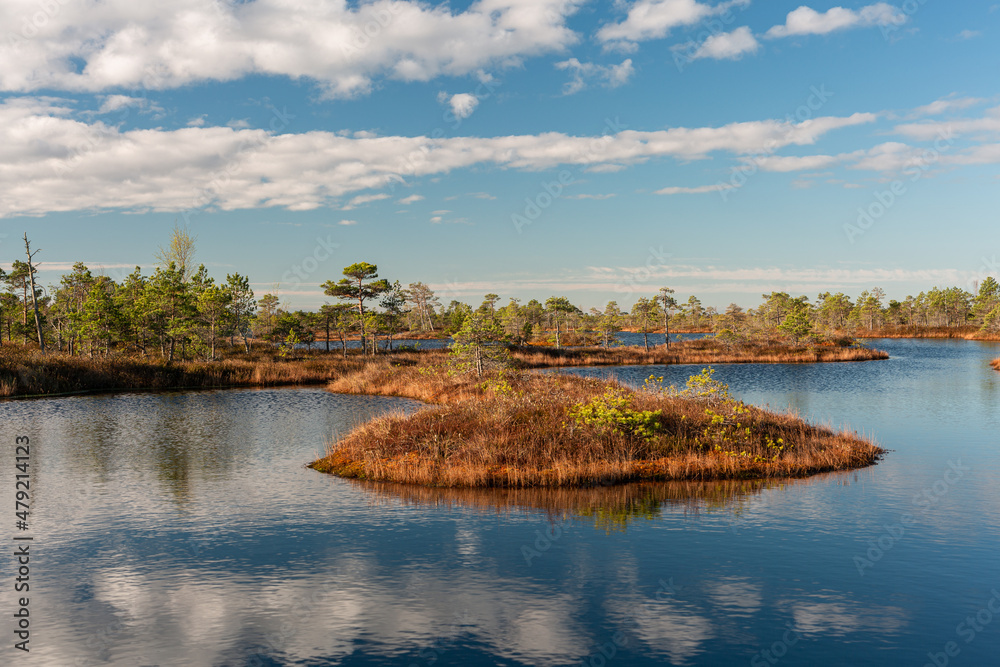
[2, 0, 998, 309]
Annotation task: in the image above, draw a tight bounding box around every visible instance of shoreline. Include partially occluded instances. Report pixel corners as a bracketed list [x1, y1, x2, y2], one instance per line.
[0, 340, 888, 400]
[309, 363, 885, 488]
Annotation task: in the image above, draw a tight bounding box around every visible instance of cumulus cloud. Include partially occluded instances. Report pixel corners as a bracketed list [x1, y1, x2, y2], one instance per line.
[445, 93, 479, 120]
[0, 99, 875, 217]
[0, 0, 583, 97]
[765, 3, 906, 39]
[597, 0, 719, 46]
[555, 58, 634, 94]
[687, 26, 759, 61]
[96, 94, 160, 115]
[911, 95, 985, 118]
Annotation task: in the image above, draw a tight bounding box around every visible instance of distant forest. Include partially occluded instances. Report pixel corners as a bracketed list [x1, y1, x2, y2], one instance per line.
[4, 230, 999, 360]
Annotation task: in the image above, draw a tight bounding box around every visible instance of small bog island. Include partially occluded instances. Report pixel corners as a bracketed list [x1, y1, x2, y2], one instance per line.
[310, 349, 885, 488]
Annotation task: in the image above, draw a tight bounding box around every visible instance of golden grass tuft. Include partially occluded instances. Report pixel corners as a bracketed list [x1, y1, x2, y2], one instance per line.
[312, 367, 885, 488]
[511, 339, 887, 368]
[853, 325, 1000, 341]
[992, 358, 1000, 371]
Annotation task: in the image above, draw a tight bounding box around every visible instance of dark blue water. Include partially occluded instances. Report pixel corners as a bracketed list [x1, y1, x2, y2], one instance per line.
[1, 339, 998, 666]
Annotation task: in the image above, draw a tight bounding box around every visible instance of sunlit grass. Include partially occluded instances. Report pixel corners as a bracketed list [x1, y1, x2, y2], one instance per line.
[0, 338, 887, 398]
[311, 365, 884, 488]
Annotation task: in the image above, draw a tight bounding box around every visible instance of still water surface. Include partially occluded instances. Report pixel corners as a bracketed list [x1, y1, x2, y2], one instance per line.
[1, 338, 998, 666]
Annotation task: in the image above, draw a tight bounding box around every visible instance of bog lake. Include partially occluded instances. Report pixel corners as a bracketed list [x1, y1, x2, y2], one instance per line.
[1, 338, 998, 666]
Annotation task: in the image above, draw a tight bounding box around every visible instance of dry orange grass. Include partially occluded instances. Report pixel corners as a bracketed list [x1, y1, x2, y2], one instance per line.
[853, 325, 1000, 341]
[0, 337, 884, 399]
[511, 339, 887, 368]
[0, 345, 446, 398]
[992, 358, 1000, 371]
[312, 368, 884, 488]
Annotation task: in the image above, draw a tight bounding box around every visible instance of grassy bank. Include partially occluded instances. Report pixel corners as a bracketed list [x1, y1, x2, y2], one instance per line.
[0, 346, 378, 398]
[853, 326, 1000, 341]
[310, 364, 884, 488]
[513, 339, 887, 368]
[0, 338, 886, 399]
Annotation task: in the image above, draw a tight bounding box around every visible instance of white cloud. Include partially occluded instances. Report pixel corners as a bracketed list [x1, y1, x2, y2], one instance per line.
[430, 216, 443, 224]
[428, 265, 979, 296]
[96, 95, 157, 115]
[895, 106, 1000, 140]
[688, 26, 759, 60]
[342, 193, 391, 210]
[338, 219, 358, 225]
[0, 0, 583, 97]
[751, 154, 844, 172]
[597, 0, 718, 46]
[957, 29, 981, 40]
[567, 193, 616, 200]
[911, 95, 985, 117]
[397, 194, 424, 204]
[655, 184, 734, 195]
[555, 58, 634, 94]
[0, 99, 875, 217]
[765, 3, 906, 39]
[447, 93, 479, 120]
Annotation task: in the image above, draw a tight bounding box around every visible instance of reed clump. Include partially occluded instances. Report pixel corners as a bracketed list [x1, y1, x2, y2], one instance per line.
[311, 366, 884, 488]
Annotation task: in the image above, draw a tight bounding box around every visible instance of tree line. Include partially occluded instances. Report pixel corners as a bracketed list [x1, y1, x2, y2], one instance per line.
[3, 233, 998, 360]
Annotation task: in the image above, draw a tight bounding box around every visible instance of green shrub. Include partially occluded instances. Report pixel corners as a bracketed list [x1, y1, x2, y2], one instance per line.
[568, 388, 662, 441]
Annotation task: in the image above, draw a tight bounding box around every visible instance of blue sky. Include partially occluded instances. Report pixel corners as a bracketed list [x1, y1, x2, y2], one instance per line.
[2, 0, 999, 311]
